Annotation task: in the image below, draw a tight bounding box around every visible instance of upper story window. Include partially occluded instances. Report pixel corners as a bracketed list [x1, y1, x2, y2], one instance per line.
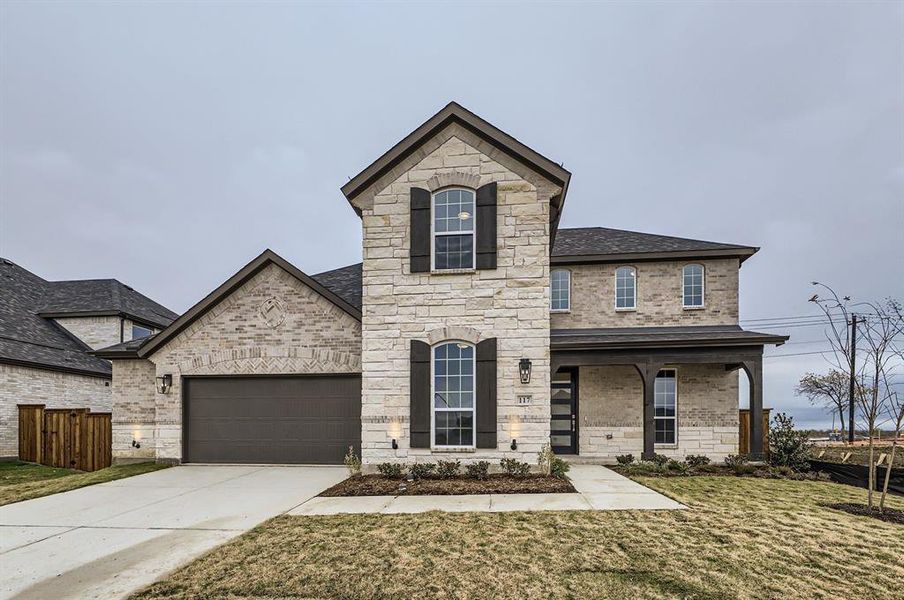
[433, 341, 475, 448]
[432, 188, 475, 270]
[654, 369, 677, 444]
[132, 324, 153, 339]
[615, 266, 636, 310]
[550, 269, 571, 311]
[683, 264, 705, 308]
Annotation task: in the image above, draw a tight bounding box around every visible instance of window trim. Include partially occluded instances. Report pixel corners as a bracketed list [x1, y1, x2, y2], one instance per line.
[430, 187, 476, 272]
[654, 368, 678, 447]
[550, 268, 572, 313]
[682, 264, 705, 309]
[430, 340, 477, 450]
[614, 266, 637, 311]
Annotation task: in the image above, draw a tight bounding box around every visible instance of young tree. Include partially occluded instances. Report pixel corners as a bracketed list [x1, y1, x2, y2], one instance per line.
[878, 300, 903, 513]
[795, 370, 850, 433]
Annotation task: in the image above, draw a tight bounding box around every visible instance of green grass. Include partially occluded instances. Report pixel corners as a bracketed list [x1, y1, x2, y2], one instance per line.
[0, 461, 169, 506]
[133, 476, 904, 600]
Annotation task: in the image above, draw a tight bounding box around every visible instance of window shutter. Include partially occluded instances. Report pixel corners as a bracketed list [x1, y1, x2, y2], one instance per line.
[410, 187, 431, 273]
[475, 182, 497, 269]
[476, 337, 497, 448]
[410, 339, 431, 448]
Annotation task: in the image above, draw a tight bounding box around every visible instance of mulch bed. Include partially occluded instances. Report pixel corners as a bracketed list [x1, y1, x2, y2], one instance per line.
[320, 474, 576, 497]
[822, 502, 904, 525]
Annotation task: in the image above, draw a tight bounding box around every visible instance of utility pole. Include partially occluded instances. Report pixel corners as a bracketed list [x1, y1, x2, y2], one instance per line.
[848, 314, 857, 444]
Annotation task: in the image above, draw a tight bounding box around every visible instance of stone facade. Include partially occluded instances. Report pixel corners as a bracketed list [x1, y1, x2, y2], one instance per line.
[113, 262, 362, 462]
[53, 316, 124, 350]
[0, 363, 111, 458]
[358, 124, 561, 465]
[551, 258, 739, 329]
[577, 364, 739, 461]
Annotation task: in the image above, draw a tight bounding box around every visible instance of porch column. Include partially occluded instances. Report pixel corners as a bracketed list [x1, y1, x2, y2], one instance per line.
[741, 357, 764, 460]
[635, 362, 663, 461]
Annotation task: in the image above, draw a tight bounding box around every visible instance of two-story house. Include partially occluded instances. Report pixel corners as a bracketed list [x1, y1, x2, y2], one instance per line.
[0, 258, 177, 459]
[98, 103, 787, 466]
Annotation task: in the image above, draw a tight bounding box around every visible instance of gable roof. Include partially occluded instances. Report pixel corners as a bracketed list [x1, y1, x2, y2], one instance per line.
[136, 249, 362, 358]
[36, 279, 178, 328]
[340, 101, 571, 218]
[311, 263, 362, 310]
[0, 258, 169, 377]
[551, 227, 758, 265]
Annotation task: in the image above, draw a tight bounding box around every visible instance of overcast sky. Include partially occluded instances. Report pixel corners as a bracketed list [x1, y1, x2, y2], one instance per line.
[2, 1, 901, 429]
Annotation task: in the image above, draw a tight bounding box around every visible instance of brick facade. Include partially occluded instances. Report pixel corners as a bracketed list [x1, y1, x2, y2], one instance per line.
[0, 363, 111, 458]
[551, 258, 739, 329]
[359, 125, 560, 465]
[578, 364, 739, 461]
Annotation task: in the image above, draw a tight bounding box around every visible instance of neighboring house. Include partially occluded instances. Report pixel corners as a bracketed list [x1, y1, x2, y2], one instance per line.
[98, 102, 787, 466]
[0, 258, 177, 459]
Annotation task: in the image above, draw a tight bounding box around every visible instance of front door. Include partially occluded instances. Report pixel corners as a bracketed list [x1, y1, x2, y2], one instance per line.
[550, 368, 578, 454]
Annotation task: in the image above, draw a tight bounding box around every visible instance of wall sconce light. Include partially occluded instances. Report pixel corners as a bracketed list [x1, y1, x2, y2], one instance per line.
[131, 439, 141, 449]
[518, 358, 532, 384]
[155, 374, 172, 394]
[392, 439, 398, 450]
[510, 439, 518, 451]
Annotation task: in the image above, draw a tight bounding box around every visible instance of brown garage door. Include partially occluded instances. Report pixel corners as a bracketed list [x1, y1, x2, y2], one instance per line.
[183, 375, 361, 464]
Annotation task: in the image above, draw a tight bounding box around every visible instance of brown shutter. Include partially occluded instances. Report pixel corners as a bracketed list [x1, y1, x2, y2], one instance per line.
[410, 339, 431, 448]
[410, 187, 431, 273]
[476, 337, 497, 448]
[475, 182, 497, 270]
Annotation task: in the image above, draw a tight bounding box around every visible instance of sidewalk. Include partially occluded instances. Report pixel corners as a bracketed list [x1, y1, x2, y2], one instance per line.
[289, 464, 684, 516]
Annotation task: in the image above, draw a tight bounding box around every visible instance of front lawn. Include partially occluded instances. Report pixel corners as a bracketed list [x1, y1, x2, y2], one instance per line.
[0, 461, 169, 506]
[134, 476, 904, 599]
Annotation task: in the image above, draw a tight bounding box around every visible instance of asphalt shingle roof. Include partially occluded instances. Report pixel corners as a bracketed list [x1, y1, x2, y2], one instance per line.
[312, 263, 363, 311]
[551, 227, 754, 258]
[550, 325, 788, 349]
[0, 258, 176, 376]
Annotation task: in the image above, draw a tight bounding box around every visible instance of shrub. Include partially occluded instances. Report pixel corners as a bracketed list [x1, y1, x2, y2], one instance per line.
[409, 462, 436, 480]
[500, 458, 531, 477]
[724, 454, 748, 468]
[465, 461, 490, 480]
[537, 443, 555, 475]
[685, 454, 711, 468]
[615, 454, 635, 465]
[377, 462, 404, 479]
[650, 453, 670, 467]
[436, 460, 460, 479]
[550, 456, 570, 479]
[343, 446, 362, 477]
[769, 412, 812, 471]
[666, 459, 688, 474]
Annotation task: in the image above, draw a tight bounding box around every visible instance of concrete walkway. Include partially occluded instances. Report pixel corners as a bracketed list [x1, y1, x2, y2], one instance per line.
[290, 465, 684, 515]
[0, 465, 346, 600]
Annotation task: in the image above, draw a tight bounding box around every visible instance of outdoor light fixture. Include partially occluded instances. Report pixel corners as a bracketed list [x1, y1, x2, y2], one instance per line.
[392, 439, 398, 450]
[518, 358, 532, 384]
[132, 439, 141, 449]
[155, 374, 172, 394]
[510, 439, 518, 450]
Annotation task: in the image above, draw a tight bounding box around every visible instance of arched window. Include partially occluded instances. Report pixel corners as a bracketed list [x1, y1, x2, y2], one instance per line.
[550, 269, 571, 311]
[615, 266, 636, 310]
[432, 341, 475, 447]
[682, 264, 705, 308]
[432, 188, 475, 270]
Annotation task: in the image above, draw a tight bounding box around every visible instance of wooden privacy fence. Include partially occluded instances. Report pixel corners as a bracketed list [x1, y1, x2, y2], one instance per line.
[17, 404, 112, 471]
[739, 408, 771, 456]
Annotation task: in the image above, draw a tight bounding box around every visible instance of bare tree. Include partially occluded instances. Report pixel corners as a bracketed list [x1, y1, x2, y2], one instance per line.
[879, 300, 904, 512]
[795, 370, 850, 433]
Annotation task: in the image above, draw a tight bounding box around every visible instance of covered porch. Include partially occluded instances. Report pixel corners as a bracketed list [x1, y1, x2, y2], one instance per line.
[549, 326, 788, 462]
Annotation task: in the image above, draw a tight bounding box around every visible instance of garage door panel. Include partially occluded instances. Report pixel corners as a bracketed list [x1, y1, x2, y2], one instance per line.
[184, 375, 361, 464]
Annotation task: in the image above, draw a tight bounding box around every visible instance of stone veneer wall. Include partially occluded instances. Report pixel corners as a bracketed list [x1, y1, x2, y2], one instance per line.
[578, 363, 738, 461]
[111, 359, 157, 461]
[54, 316, 123, 350]
[358, 125, 561, 465]
[136, 263, 362, 462]
[551, 258, 739, 329]
[0, 363, 111, 458]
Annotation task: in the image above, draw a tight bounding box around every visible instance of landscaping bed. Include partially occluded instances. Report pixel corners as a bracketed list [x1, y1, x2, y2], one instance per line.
[321, 474, 575, 496]
[822, 502, 904, 525]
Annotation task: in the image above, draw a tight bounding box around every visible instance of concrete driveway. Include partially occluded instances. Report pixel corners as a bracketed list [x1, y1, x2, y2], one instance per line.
[0, 465, 346, 600]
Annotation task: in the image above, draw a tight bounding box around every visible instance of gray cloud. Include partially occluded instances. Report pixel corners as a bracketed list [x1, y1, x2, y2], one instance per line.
[2, 1, 901, 429]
